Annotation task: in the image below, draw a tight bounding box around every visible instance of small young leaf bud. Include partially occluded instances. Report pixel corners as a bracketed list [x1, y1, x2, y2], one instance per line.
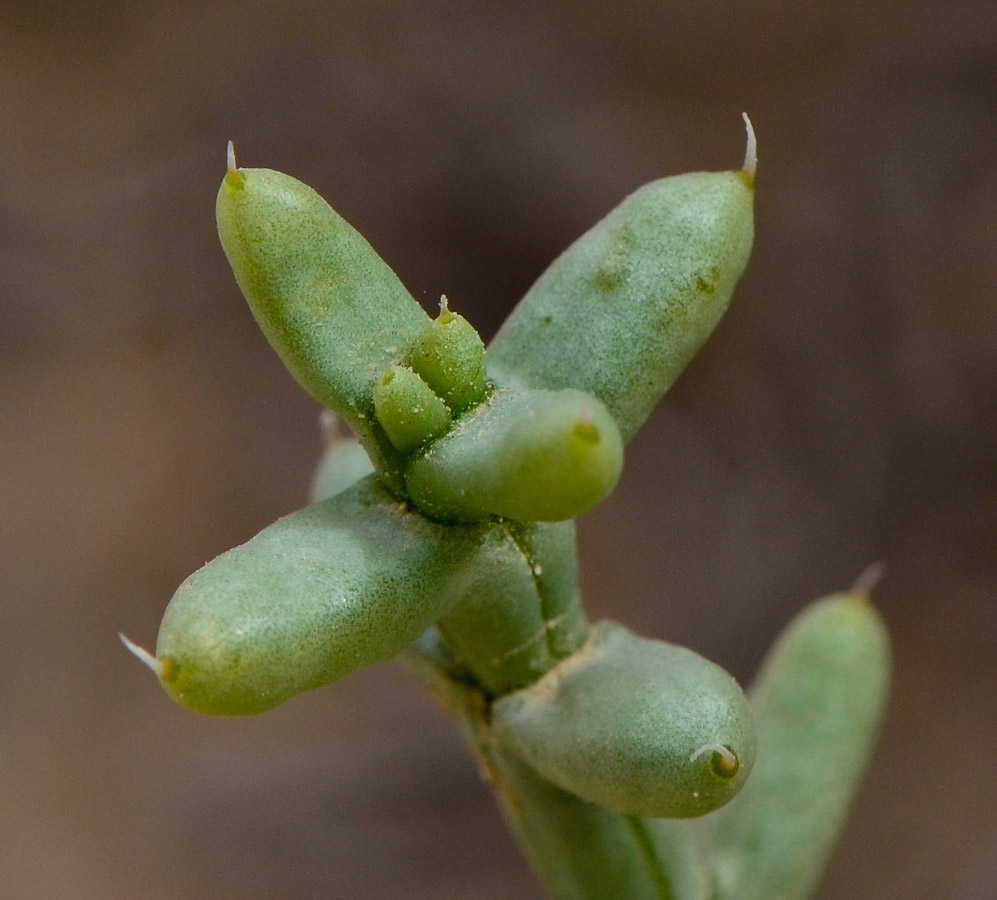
[407, 296, 489, 415]
[373, 364, 453, 454]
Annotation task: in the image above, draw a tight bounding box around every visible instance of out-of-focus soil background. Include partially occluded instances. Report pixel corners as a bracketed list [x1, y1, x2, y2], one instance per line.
[2, 2, 994, 898]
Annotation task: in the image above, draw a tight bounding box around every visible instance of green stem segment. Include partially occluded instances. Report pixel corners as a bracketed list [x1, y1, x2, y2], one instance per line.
[433, 520, 587, 695]
[623, 816, 676, 900]
[402, 630, 707, 900]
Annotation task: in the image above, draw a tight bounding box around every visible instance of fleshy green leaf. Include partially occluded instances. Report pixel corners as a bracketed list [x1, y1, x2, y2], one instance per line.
[373, 364, 452, 454]
[487, 170, 754, 442]
[491, 621, 756, 818]
[703, 590, 891, 900]
[435, 520, 588, 695]
[216, 163, 430, 486]
[402, 631, 712, 900]
[405, 387, 624, 523]
[406, 299, 489, 414]
[154, 478, 489, 715]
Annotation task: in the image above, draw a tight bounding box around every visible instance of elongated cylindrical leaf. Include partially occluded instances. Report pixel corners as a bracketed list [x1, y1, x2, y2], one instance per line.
[487, 170, 754, 442]
[405, 387, 624, 523]
[154, 478, 487, 715]
[217, 164, 430, 483]
[492, 621, 756, 818]
[705, 592, 891, 900]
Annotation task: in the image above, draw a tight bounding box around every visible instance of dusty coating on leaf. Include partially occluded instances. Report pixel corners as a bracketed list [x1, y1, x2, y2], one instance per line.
[153, 478, 500, 715]
[487, 168, 754, 443]
[706, 592, 891, 900]
[216, 165, 431, 483]
[491, 621, 756, 818]
[405, 387, 623, 523]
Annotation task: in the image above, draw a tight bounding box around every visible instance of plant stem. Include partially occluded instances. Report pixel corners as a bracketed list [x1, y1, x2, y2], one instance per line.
[623, 815, 675, 900]
[401, 629, 703, 900]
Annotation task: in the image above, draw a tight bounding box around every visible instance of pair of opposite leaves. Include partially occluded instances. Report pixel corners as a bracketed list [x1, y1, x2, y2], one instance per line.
[129, 128, 763, 821]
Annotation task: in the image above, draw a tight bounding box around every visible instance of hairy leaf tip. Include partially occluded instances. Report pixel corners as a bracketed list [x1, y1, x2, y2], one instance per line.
[437, 294, 455, 323]
[741, 112, 757, 181]
[224, 140, 242, 188]
[850, 561, 887, 598]
[691, 741, 740, 779]
[119, 632, 167, 679]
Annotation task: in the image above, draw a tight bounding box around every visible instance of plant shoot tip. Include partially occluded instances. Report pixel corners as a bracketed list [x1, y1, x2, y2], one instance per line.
[437, 294, 456, 323]
[227, 140, 237, 173]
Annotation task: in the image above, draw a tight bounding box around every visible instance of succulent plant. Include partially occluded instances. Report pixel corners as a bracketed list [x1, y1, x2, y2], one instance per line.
[124, 118, 890, 900]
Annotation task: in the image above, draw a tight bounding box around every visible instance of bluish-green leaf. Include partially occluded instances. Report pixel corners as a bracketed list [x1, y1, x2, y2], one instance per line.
[402, 630, 712, 900]
[704, 591, 891, 900]
[435, 520, 588, 695]
[488, 170, 754, 442]
[491, 621, 756, 818]
[405, 387, 624, 523]
[154, 478, 487, 715]
[217, 163, 430, 485]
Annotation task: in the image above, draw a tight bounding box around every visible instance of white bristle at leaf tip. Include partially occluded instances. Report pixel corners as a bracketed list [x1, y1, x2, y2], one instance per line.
[119, 633, 166, 678]
[851, 561, 886, 596]
[227, 140, 237, 173]
[690, 742, 736, 766]
[741, 113, 757, 179]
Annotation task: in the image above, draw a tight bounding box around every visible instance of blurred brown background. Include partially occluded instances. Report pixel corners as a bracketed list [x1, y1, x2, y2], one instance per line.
[2, 1, 994, 898]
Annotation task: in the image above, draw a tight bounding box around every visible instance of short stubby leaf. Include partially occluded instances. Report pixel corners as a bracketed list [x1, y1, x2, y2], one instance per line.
[491, 621, 756, 818]
[217, 164, 431, 484]
[373, 364, 453, 454]
[404, 387, 624, 523]
[406, 301, 489, 414]
[154, 478, 488, 715]
[487, 170, 754, 443]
